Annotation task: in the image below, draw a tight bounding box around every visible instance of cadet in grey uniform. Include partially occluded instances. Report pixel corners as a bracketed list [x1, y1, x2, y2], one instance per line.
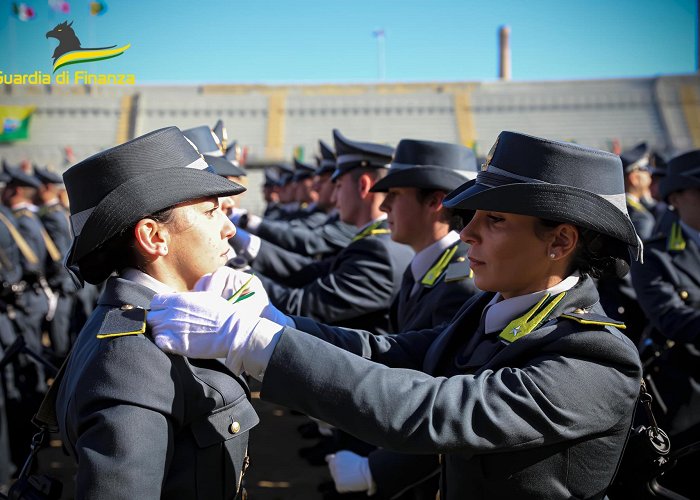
[631, 149, 700, 498]
[325, 139, 482, 499]
[56, 127, 258, 499]
[35, 166, 75, 359]
[149, 131, 643, 500]
[248, 130, 413, 335]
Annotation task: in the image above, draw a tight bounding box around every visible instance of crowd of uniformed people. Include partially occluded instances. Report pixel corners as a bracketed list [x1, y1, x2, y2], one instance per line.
[0, 120, 697, 499]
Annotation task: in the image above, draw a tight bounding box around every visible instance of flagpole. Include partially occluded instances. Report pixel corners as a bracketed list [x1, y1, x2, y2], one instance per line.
[374, 29, 386, 82]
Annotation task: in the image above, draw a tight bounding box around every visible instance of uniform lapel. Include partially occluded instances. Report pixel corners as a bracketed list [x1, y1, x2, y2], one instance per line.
[672, 237, 700, 289]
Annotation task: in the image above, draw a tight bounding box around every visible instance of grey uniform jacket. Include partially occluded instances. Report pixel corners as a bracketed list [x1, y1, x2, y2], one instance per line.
[257, 219, 413, 335]
[56, 277, 258, 499]
[262, 276, 641, 499]
[631, 224, 700, 435]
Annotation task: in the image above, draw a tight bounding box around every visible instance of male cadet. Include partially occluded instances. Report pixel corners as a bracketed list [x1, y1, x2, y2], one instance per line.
[0, 166, 54, 473]
[621, 142, 656, 240]
[34, 166, 75, 359]
[631, 149, 700, 498]
[324, 140, 482, 499]
[248, 130, 413, 334]
[0, 170, 29, 481]
[597, 143, 654, 343]
[1, 166, 53, 351]
[232, 140, 356, 273]
[261, 167, 284, 219]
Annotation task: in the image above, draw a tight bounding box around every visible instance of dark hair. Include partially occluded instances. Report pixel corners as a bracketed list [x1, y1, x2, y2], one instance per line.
[535, 219, 629, 279]
[415, 188, 463, 231]
[77, 206, 176, 284]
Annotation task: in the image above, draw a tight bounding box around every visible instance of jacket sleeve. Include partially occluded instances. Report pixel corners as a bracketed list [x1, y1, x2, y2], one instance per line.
[256, 218, 352, 256]
[261, 325, 641, 455]
[252, 239, 316, 283]
[631, 246, 700, 344]
[259, 238, 398, 323]
[70, 336, 180, 499]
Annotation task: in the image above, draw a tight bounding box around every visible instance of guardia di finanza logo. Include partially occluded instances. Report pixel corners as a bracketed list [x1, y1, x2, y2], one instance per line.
[46, 20, 131, 81]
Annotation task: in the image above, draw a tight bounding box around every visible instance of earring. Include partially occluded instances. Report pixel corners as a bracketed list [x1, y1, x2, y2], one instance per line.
[549, 253, 556, 259]
[162, 245, 168, 254]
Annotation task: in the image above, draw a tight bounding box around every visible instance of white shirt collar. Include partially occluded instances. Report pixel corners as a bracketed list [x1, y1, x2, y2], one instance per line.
[680, 221, 700, 248]
[483, 273, 580, 335]
[120, 268, 175, 295]
[356, 214, 387, 234]
[411, 231, 461, 283]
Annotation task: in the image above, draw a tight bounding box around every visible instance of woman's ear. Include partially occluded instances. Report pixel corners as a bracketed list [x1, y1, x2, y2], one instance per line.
[549, 223, 579, 261]
[134, 218, 170, 258]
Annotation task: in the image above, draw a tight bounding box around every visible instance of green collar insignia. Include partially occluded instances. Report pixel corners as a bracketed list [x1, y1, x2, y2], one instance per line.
[421, 245, 459, 286]
[626, 194, 649, 214]
[667, 222, 686, 252]
[352, 220, 390, 242]
[498, 291, 566, 343]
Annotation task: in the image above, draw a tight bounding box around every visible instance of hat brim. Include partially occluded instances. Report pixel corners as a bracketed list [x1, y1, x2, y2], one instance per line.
[443, 181, 639, 247]
[660, 175, 700, 200]
[69, 168, 245, 265]
[370, 166, 476, 193]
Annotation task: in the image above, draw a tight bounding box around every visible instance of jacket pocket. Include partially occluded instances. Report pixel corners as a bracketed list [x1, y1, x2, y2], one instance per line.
[190, 396, 259, 498]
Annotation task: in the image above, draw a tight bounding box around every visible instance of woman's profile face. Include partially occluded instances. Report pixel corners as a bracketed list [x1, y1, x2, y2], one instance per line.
[460, 210, 556, 299]
[166, 197, 235, 289]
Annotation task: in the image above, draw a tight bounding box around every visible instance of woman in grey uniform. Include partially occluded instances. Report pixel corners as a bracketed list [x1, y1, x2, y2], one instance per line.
[148, 131, 643, 499]
[55, 127, 258, 499]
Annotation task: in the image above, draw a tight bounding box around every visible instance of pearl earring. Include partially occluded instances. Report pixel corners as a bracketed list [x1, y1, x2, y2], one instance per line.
[549, 253, 556, 259]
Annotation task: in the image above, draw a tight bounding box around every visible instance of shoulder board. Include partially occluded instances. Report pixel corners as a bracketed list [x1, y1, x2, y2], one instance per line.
[560, 311, 626, 329]
[626, 196, 647, 213]
[96, 306, 147, 339]
[444, 258, 473, 283]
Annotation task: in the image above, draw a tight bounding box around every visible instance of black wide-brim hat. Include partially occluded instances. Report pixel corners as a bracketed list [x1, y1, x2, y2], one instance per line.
[204, 154, 247, 178]
[443, 131, 640, 258]
[63, 127, 245, 280]
[371, 139, 478, 193]
[661, 149, 700, 200]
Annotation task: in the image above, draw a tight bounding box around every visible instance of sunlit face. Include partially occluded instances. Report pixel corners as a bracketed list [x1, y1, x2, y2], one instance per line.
[334, 173, 360, 224]
[380, 187, 432, 248]
[460, 211, 554, 299]
[295, 177, 317, 203]
[314, 172, 335, 210]
[165, 197, 235, 290]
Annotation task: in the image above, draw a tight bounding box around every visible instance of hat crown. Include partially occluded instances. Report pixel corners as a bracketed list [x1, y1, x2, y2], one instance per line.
[667, 149, 700, 177]
[393, 139, 477, 172]
[293, 157, 316, 173]
[319, 140, 335, 161]
[620, 142, 649, 169]
[182, 125, 221, 156]
[487, 131, 625, 196]
[332, 129, 393, 161]
[63, 127, 202, 214]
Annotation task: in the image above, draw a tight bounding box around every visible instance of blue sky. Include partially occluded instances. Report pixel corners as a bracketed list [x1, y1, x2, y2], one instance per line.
[1, 0, 697, 84]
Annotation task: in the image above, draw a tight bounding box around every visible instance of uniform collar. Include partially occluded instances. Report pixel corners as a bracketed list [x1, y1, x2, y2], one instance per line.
[680, 220, 700, 248]
[410, 231, 460, 284]
[12, 201, 38, 212]
[120, 268, 175, 295]
[355, 214, 387, 234]
[483, 273, 580, 334]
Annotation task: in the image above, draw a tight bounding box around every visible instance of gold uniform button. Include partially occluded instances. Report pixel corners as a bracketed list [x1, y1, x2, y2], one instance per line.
[679, 290, 689, 300]
[229, 421, 241, 434]
[120, 304, 135, 310]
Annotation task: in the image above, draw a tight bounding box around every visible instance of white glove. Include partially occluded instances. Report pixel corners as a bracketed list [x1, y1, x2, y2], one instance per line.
[325, 451, 376, 495]
[194, 266, 289, 325]
[148, 291, 256, 374]
[229, 207, 248, 225]
[245, 213, 263, 232]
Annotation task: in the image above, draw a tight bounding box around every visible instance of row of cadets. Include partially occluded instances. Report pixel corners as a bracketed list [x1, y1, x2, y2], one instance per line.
[230, 139, 357, 271]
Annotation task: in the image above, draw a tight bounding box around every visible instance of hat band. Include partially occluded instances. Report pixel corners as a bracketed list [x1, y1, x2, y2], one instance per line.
[69, 155, 211, 237]
[390, 161, 476, 179]
[337, 153, 390, 168]
[320, 159, 336, 168]
[479, 164, 628, 215]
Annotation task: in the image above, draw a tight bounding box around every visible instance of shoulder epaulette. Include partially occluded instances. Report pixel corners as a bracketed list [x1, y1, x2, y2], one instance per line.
[666, 222, 686, 252]
[96, 305, 147, 339]
[560, 310, 626, 329]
